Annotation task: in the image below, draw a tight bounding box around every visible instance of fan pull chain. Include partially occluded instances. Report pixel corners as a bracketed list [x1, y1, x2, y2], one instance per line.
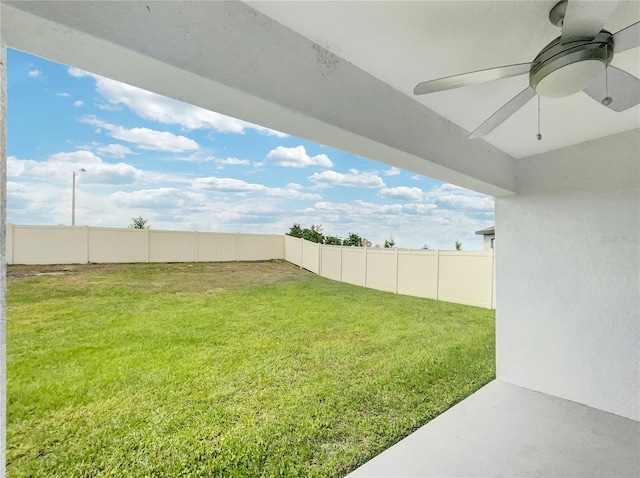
[602, 44, 613, 106]
[536, 95, 542, 141]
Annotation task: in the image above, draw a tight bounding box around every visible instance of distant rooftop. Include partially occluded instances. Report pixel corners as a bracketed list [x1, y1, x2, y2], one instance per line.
[475, 226, 495, 236]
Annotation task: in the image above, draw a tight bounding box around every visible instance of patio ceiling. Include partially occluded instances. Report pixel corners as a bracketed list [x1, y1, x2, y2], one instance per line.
[2, 1, 639, 196]
[250, 1, 640, 159]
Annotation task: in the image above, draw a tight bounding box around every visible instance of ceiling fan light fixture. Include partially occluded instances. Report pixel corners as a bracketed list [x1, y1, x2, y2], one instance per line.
[529, 31, 613, 97]
[535, 59, 605, 97]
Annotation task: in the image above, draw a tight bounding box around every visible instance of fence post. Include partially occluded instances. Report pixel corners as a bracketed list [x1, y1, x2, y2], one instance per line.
[364, 245, 368, 289]
[339, 246, 343, 281]
[435, 249, 440, 301]
[318, 243, 322, 276]
[300, 237, 303, 269]
[145, 227, 150, 263]
[195, 231, 199, 263]
[85, 226, 90, 264]
[395, 248, 399, 294]
[236, 232, 240, 262]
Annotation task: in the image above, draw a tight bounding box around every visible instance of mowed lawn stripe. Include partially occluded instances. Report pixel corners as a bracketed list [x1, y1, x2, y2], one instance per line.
[7, 261, 494, 477]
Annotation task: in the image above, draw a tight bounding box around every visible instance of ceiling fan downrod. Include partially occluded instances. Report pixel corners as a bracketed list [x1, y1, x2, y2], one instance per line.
[549, 0, 568, 27]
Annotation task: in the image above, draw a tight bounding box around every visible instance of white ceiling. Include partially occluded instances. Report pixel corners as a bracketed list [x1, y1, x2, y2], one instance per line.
[249, 1, 640, 159]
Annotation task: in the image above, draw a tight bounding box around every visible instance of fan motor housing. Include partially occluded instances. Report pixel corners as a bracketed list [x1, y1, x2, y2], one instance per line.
[530, 31, 614, 97]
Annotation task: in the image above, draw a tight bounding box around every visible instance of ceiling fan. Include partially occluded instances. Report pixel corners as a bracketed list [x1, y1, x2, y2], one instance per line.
[413, 0, 640, 139]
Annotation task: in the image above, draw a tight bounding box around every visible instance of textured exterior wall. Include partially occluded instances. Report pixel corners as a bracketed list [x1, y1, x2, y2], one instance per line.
[483, 234, 495, 251]
[497, 130, 640, 421]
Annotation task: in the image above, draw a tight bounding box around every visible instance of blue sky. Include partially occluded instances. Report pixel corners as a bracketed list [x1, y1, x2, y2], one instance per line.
[7, 48, 494, 250]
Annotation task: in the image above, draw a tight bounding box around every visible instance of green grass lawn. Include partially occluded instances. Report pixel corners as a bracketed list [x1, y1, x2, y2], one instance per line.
[7, 261, 495, 477]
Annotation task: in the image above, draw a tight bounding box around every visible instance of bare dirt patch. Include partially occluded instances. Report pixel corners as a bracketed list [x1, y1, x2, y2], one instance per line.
[7, 261, 308, 288]
[7, 266, 80, 279]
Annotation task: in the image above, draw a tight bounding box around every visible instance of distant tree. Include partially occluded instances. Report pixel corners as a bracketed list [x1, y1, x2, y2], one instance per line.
[343, 233, 363, 247]
[422, 244, 430, 250]
[302, 224, 324, 244]
[384, 238, 396, 248]
[286, 223, 303, 238]
[455, 240, 462, 251]
[363, 238, 372, 248]
[324, 235, 342, 246]
[130, 216, 149, 229]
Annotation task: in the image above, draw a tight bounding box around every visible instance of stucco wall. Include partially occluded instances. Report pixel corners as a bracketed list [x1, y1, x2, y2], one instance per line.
[497, 130, 640, 421]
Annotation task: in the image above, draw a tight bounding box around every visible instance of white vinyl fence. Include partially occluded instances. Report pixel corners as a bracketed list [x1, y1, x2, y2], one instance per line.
[285, 236, 495, 309]
[8, 225, 494, 309]
[7, 224, 285, 265]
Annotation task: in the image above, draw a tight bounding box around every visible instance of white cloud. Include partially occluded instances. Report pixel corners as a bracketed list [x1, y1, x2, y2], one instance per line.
[68, 67, 288, 137]
[28, 69, 41, 78]
[378, 186, 424, 201]
[97, 103, 122, 112]
[73, 100, 84, 107]
[410, 175, 423, 181]
[110, 188, 208, 211]
[384, 167, 401, 176]
[80, 116, 199, 153]
[311, 200, 435, 216]
[213, 157, 250, 166]
[266, 146, 333, 168]
[68, 67, 88, 78]
[8, 151, 146, 185]
[92, 143, 135, 159]
[193, 177, 321, 200]
[309, 169, 385, 188]
[56, 92, 70, 97]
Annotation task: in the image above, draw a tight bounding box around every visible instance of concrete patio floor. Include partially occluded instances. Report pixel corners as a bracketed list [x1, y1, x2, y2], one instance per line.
[347, 380, 640, 477]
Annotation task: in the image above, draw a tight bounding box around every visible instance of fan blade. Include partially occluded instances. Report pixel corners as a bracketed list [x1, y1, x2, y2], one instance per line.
[561, 0, 619, 43]
[613, 21, 640, 54]
[469, 87, 536, 139]
[413, 63, 530, 95]
[584, 66, 640, 112]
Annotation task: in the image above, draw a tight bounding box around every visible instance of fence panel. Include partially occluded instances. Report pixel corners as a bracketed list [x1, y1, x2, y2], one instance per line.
[89, 227, 148, 263]
[320, 245, 341, 281]
[12, 225, 87, 264]
[341, 247, 366, 287]
[397, 250, 438, 299]
[438, 251, 493, 308]
[148, 230, 198, 262]
[196, 232, 235, 262]
[239, 234, 275, 261]
[284, 235, 302, 266]
[492, 251, 496, 309]
[301, 239, 320, 274]
[273, 235, 285, 260]
[366, 249, 397, 293]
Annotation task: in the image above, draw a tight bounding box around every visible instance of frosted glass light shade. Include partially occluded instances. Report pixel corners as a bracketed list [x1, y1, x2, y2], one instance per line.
[535, 60, 605, 98]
